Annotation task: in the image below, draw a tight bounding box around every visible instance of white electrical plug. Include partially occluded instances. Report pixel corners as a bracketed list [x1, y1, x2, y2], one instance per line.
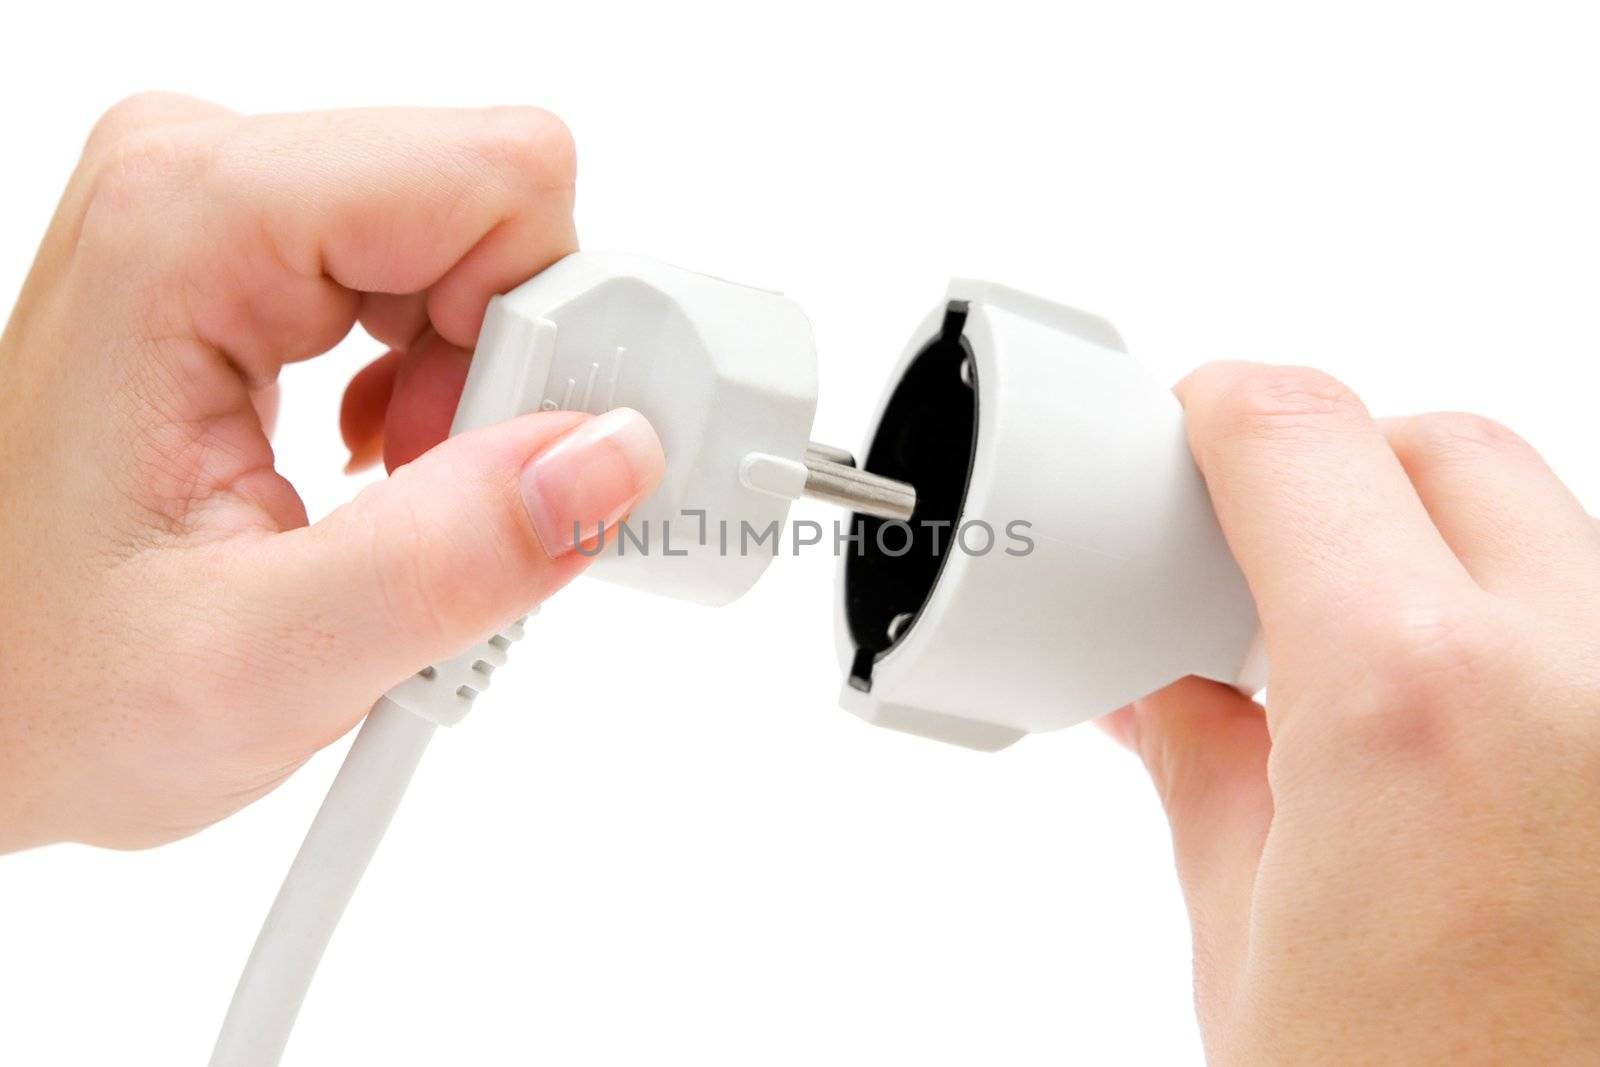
[460, 251, 909, 604]
[386, 252, 910, 728]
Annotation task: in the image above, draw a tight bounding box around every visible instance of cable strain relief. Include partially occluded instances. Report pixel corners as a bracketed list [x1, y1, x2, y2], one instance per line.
[382, 613, 531, 727]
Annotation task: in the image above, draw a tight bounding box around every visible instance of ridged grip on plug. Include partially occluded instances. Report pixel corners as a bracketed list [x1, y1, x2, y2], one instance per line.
[385, 615, 531, 727]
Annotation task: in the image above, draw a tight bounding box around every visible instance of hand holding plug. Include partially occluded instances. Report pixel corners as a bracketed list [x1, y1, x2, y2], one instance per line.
[0, 95, 662, 850]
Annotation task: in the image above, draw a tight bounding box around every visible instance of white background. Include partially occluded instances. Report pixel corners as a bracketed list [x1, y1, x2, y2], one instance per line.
[3, 2, 1599, 1064]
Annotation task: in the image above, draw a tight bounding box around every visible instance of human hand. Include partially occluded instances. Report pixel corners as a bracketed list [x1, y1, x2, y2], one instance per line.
[1106, 363, 1600, 1062]
[0, 96, 664, 851]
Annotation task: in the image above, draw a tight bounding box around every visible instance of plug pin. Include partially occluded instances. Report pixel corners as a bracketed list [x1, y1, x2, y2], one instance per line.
[801, 443, 916, 521]
[804, 442, 856, 468]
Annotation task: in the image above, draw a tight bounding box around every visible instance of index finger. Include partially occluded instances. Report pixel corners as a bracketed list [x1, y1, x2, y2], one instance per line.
[1178, 362, 1472, 656]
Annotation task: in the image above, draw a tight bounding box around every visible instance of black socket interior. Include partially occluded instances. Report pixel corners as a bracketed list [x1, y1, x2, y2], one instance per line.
[844, 301, 977, 691]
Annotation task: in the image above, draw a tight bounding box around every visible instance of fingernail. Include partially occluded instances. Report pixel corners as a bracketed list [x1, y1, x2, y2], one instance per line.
[520, 408, 665, 556]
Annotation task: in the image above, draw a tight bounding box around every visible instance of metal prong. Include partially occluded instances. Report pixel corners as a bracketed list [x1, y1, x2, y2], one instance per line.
[802, 448, 916, 521]
[804, 441, 856, 468]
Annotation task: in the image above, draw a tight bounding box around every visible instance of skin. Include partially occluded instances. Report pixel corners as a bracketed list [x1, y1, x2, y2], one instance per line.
[4, 98, 1599, 1061]
[0, 96, 664, 851]
[1104, 367, 1600, 1062]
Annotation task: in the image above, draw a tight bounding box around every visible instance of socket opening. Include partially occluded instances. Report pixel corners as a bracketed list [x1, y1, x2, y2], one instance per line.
[845, 301, 977, 691]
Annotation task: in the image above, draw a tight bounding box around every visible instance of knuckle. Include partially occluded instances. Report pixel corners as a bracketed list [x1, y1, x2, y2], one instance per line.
[476, 106, 577, 189]
[1371, 603, 1494, 703]
[1321, 598, 1500, 753]
[1206, 364, 1367, 441]
[1400, 411, 1532, 466]
[86, 92, 183, 151]
[83, 123, 213, 216]
[84, 92, 221, 161]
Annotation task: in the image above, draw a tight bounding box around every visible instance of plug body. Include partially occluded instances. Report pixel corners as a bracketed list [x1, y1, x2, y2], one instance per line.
[837, 281, 1263, 750]
[462, 251, 819, 605]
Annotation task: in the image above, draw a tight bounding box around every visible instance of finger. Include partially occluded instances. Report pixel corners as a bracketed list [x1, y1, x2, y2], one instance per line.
[1177, 363, 1472, 654]
[1381, 413, 1600, 601]
[339, 351, 402, 472]
[382, 332, 472, 472]
[96, 106, 577, 383]
[359, 291, 430, 350]
[234, 408, 664, 750]
[1106, 678, 1272, 1005]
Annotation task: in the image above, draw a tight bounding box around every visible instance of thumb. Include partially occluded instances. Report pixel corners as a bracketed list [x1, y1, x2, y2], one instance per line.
[1103, 678, 1272, 1013]
[240, 407, 664, 725]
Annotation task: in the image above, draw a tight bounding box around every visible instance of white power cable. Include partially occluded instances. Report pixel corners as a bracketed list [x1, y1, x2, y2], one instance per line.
[207, 250, 836, 1064]
[209, 697, 434, 1066]
[210, 613, 528, 1067]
